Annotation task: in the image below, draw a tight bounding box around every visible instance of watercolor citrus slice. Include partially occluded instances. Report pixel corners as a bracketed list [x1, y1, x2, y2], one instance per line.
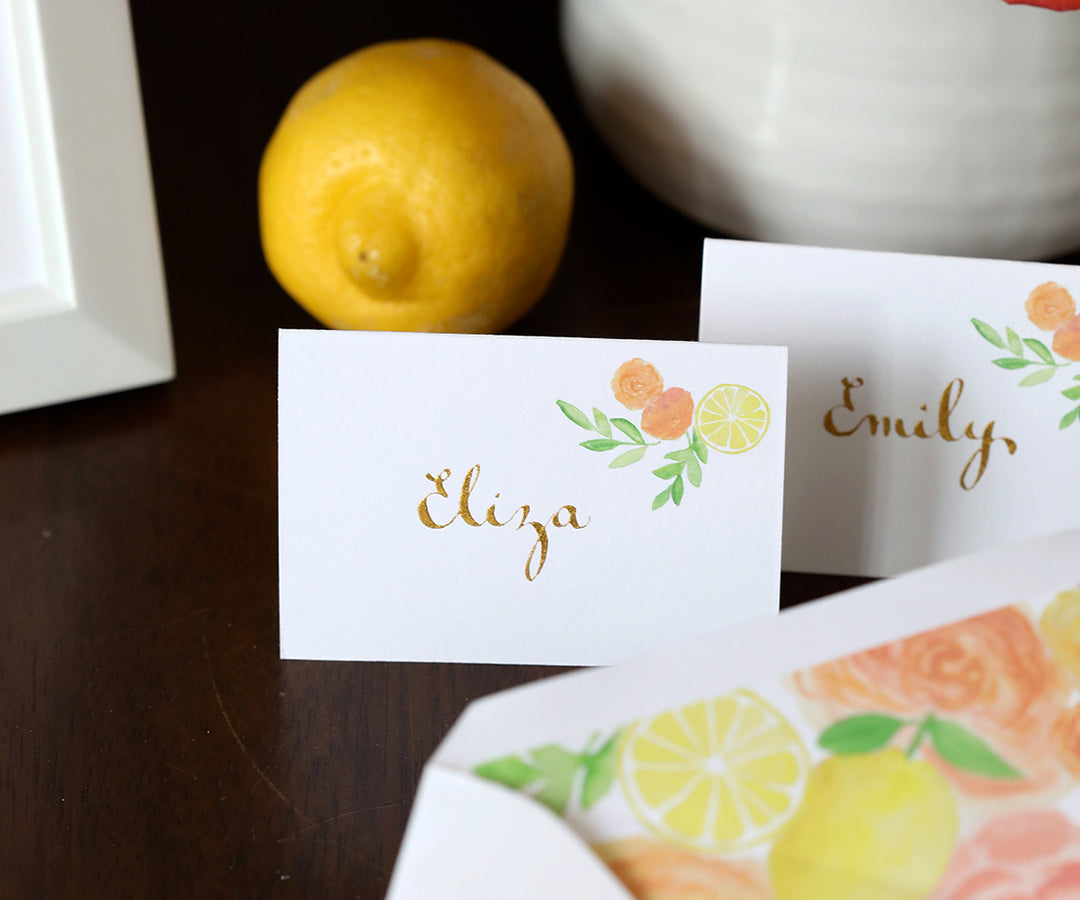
[618, 689, 809, 854]
[694, 384, 770, 453]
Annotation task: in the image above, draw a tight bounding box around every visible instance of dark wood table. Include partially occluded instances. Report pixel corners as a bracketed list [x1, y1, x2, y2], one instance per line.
[3, 3, 875, 896]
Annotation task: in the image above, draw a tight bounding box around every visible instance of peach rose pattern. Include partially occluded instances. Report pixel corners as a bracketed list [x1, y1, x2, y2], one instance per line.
[595, 838, 773, 900]
[931, 810, 1080, 899]
[1026, 283, 1076, 332]
[558, 360, 733, 510]
[791, 607, 1074, 801]
[973, 283, 1080, 429]
[1051, 704, 1080, 778]
[612, 358, 664, 411]
[640, 388, 694, 441]
[1053, 315, 1080, 364]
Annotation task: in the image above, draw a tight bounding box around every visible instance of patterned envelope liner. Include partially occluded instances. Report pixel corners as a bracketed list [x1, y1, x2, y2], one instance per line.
[475, 584, 1080, 899]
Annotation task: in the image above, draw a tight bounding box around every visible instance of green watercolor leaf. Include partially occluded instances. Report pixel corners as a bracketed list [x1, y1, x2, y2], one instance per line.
[1061, 407, 1080, 430]
[691, 428, 709, 464]
[819, 714, 905, 754]
[685, 453, 702, 487]
[1006, 327, 1024, 356]
[474, 731, 624, 817]
[1019, 367, 1056, 387]
[973, 318, 1006, 349]
[993, 357, 1033, 370]
[664, 449, 693, 463]
[652, 486, 671, 510]
[927, 719, 1021, 779]
[557, 400, 593, 430]
[529, 745, 583, 815]
[581, 731, 620, 809]
[671, 474, 685, 506]
[652, 463, 684, 480]
[592, 408, 612, 438]
[611, 418, 646, 445]
[609, 446, 647, 468]
[1024, 338, 1056, 365]
[474, 755, 542, 790]
[1074, 374, 1080, 381]
[580, 438, 622, 452]
[1062, 385, 1080, 401]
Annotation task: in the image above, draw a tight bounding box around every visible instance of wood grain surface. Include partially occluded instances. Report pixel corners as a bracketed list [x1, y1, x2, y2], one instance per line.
[3, 2, 883, 896]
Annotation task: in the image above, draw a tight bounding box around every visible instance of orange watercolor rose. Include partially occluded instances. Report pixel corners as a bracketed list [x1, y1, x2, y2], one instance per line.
[931, 810, 1080, 900]
[595, 837, 772, 900]
[1052, 315, 1080, 363]
[1052, 705, 1080, 777]
[612, 358, 664, 410]
[641, 388, 694, 440]
[791, 607, 1071, 799]
[1026, 282, 1076, 332]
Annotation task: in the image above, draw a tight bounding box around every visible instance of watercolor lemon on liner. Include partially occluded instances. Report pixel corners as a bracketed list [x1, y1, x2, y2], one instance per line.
[768, 748, 957, 900]
[618, 690, 809, 854]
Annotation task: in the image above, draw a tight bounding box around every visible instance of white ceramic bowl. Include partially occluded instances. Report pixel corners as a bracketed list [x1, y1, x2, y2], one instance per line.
[562, 0, 1080, 259]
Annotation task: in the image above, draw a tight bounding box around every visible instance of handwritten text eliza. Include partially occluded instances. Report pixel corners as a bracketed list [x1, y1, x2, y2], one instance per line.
[418, 465, 589, 581]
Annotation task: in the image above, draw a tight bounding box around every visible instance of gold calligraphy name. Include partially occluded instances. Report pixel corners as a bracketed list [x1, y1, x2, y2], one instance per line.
[417, 465, 589, 581]
[823, 377, 1017, 490]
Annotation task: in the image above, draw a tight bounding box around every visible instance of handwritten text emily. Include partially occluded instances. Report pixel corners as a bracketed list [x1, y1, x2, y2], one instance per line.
[823, 377, 1016, 490]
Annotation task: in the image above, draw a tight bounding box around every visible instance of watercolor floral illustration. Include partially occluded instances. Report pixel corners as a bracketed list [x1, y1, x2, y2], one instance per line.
[474, 587, 1080, 900]
[973, 281, 1080, 430]
[557, 359, 770, 510]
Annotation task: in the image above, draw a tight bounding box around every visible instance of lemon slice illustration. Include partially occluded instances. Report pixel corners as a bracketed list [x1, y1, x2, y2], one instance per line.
[694, 384, 770, 453]
[619, 690, 809, 854]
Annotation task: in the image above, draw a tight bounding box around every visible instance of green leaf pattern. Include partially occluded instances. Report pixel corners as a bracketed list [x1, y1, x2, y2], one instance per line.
[474, 729, 622, 815]
[818, 711, 1021, 780]
[973, 317, 1079, 430]
[650, 432, 707, 509]
[818, 713, 906, 754]
[559, 369, 716, 509]
[926, 717, 1021, 779]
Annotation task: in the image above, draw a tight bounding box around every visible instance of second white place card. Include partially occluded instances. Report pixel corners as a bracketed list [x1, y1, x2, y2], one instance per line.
[700, 239, 1080, 577]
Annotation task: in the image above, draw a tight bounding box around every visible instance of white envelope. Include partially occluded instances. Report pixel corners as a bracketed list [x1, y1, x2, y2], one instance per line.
[387, 526, 1080, 898]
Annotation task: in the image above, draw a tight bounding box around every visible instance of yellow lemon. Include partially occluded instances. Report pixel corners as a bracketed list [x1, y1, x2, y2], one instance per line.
[768, 749, 958, 900]
[618, 690, 810, 854]
[258, 39, 573, 332]
[694, 385, 770, 453]
[1040, 589, 1080, 682]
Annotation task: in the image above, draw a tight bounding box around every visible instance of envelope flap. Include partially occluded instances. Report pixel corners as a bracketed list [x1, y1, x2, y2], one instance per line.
[386, 765, 633, 899]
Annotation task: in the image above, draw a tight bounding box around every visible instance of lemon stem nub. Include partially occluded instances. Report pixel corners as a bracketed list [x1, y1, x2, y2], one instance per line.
[336, 198, 418, 298]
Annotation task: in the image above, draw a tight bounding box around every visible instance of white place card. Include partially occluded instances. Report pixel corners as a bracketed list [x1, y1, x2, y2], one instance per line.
[278, 330, 787, 665]
[700, 238, 1080, 576]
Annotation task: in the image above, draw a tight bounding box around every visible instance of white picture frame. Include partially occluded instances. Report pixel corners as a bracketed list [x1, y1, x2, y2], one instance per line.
[0, 0, 172, 416]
